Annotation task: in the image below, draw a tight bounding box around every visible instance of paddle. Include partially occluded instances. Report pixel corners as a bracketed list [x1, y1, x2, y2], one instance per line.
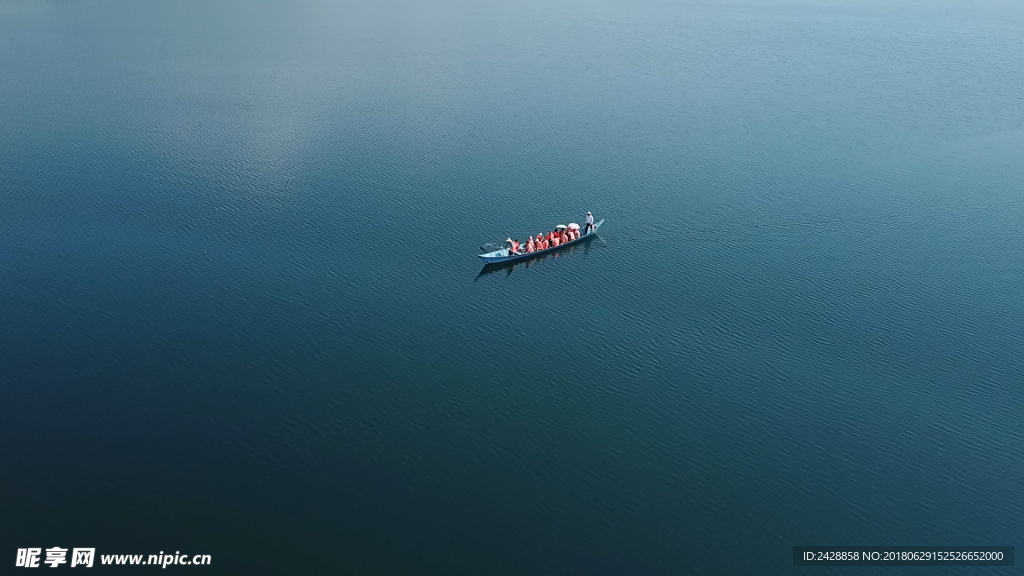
[481, 240, 528, 253]
[480, 242, 522, 256]
[480, 241, 521, 252]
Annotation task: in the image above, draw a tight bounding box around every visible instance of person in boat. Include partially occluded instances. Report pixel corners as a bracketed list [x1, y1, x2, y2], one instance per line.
[550, 230, 561, 247]
[506, 238, 521, 255]
[584, 211, 595, 234]
[525, 235, 536, 253]
[561, 228, 570, 243]
[536, 233, 546, 250]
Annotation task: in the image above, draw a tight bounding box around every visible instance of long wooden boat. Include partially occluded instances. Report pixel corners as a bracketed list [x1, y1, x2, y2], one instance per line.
[478, 219, 604, 264]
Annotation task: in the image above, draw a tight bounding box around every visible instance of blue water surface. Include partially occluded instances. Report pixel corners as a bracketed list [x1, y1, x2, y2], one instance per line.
[1, 0, 1022, 573]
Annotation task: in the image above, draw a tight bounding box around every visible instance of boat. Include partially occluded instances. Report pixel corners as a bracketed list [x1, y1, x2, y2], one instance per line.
[477, 219, 604, 264]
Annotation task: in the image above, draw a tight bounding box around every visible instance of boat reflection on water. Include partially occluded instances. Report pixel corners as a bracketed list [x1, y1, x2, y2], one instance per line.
[475, 240, 596, 280]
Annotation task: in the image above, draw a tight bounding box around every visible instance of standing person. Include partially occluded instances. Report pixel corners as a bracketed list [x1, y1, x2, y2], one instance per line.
[584, 211, 595, 234]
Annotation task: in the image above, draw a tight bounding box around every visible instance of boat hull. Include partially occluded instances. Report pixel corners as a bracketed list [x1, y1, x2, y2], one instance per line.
[478, 219, 603, 264]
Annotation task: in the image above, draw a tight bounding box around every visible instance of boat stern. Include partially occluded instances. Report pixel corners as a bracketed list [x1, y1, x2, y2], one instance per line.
[478, 248, 509, 263]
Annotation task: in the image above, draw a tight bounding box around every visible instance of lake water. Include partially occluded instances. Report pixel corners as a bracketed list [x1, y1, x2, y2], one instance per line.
[1, 0, 1022, 573]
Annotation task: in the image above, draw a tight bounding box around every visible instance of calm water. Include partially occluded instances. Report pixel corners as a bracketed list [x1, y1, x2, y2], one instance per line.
[2, 0, 1022, 573]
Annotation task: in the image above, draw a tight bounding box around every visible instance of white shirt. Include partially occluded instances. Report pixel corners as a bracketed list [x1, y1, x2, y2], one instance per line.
[585, 214, 594, 225]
